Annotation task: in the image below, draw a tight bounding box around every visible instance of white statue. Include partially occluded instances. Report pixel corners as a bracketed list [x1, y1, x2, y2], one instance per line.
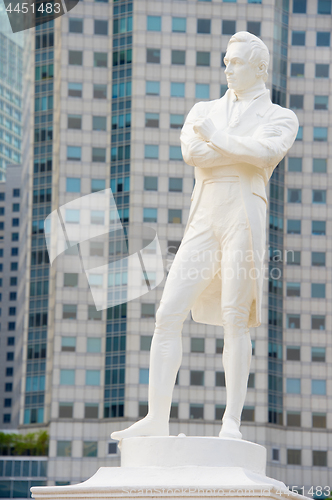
[112, 31, 299, 441]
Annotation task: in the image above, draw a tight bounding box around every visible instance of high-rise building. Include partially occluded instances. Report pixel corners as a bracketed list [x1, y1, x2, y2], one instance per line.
[0, 2, 23, 180]
[0, 165, 26, 429]
[16, 0, 331, 493]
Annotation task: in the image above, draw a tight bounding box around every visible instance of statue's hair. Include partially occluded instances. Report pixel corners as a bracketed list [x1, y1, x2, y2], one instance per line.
[227, 31, 270, 82]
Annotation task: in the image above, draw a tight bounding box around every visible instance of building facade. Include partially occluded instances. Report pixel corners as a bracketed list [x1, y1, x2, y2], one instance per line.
[0, 4, 23, 181]
[15, 0, 331, 495]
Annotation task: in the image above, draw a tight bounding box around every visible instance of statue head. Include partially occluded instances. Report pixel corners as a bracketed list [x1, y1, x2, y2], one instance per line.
[224, 31, 270, 92]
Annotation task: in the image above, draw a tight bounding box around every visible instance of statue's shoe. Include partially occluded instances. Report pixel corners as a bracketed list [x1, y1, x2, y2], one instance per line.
[111, 416, 169, 441]
[219, 418, 242, 440]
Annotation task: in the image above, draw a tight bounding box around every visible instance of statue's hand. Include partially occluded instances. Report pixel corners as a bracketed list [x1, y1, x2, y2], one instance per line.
[193, 117, 217, 142]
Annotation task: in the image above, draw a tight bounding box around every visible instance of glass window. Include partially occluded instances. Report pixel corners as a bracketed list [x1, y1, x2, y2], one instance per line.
[60, 369, 75, 385]
[93, 84, 107, 99]
[66, 178, 80, 192]
[317, 31, 330, 46]
[172, 50, 186, 65]
[147, 15, 161, 31]
[168, 209, 182, 223]
[287, 449, 301, 465]
[215, 405, 226, 420]
[145, 113, 159, 128]
[222, 20, 236, 34]
[63, 304, 77, 319]
[314, 96, 328, 110]
[313, 450, 327, 467]
[292, 31, 305, 45]
[288, 189, 301, 203]
[145, 145, 159, 159]
[170, 114, 184, 129]
[92, 148, 106, 162]
[67, 114, 81, 129]
[313, 127, 328, 142]
[139, 368, 149, 384]
[312, 379, 326, 395]
[190, 404, 204, 419]
[167, 240, 181, 254]
[286, 282, 301, 297]
[92, 116, 107, 131]
[215, 371, 226, 386]
[286, 346, 300, 360]
[197, 19, 211, 33]
[86, 370, 100, 386]
[146, 49, 160, 63]
[141, 303, 155, 317]
[85, 404, 99, 418]
[293, 0, 306, 12]
[220, 84, 228, 97]
[287, 314, 300, 329]
[169, 178, 183, 192]
[216, 338, 224, 353]
[67, 146, 81, 161]
[94, 52, 107, 68]
[318, 0, 331, 14]
[247, 21, 261, 36]
[87, 338, 101, 353]
[94, 20, 108, 35]
[312, 347, 325, 362]
[311, 315, 325, 329]
[313, 158, 327, 172]
[312, 413, 326, 428]
[146, 81, 160, 95]
[287, 219, 301, 234]
[196, 83, 210, 99]
[88, 305, 102, 320]
[68, 50, 83, 65]
[61, 336, 76, 352]
[59, 403, 73, 418]
[139, 402, 148, 417]
[295, 126, 303, 141]
[140, 335, 152, 351]
[242, 407, 255, 421]
[248, 0, 262, 2]
[143, 208, 157, 223]
[169, 146, 182, 160]
[172, 17, 186, 32]
[144, 176, 158, 191]
[287, 378, 301, 394]
[91, 179, 106, 192]
[288, 158, 302, 172]
[191, 338, 205, 353]
[68, 82, 82, 97]
[190, 370, 204, 385]
[289, 95, 303, 110]
[83, 441, 98, 457]
[311, 283, 325, 298]
[291, 63, 304, 77]
[312, 189, 326, 203]
[69, 18, 83, 33]
[315, 64, 329, 78]
[272, 448, 280, 461]
[64, 273, 78, 287]
[171, 82, 185, 97]
[312, 220, 326, 235]
[57, 441, 72, 457]
[312, 252, 326, 266]
[196, 51, 210, 66]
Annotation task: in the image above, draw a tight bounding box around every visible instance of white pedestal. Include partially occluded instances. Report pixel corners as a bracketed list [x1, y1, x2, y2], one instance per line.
[31, 436, 308, 499]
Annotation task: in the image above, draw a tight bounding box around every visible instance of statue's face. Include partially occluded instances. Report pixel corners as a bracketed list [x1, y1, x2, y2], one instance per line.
[224, 42, 260, 92]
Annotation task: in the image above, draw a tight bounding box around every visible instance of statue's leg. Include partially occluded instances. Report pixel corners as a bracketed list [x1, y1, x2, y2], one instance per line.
[111, 223, 219, 441]
[217, 221, 255, 439]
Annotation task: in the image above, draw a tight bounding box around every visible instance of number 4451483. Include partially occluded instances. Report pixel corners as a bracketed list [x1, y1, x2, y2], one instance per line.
[6, 3, 61, 13]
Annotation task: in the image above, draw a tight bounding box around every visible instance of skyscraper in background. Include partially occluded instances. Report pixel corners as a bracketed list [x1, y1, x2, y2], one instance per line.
[0, 1, 23, 180]
[8, 0, 331, 493]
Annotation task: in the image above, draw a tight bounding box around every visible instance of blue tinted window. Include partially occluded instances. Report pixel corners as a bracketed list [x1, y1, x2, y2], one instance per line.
[170, 82, 185, 97]
[147, 16, 161, 31]
[196, 83, 210, 99]
[317, 32, 330, 46]
[287, 378, 301, 394]
[312, 380, 326, 395]
[139, 368, 149, 384]
[172, 17, 186, 32]
[144, 145, 159, 159]
[66, 178, 81, 192]
[146, 81, 160, 95]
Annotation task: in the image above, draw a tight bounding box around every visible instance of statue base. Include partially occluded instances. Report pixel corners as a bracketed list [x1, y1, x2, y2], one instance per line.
[31, 436, 307, 499]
